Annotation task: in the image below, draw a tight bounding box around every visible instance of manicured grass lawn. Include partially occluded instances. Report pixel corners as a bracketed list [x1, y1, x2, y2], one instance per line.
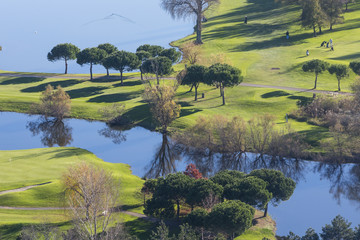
[1, 1, 359, 148]
[0, 147, 149, 239]
[0, 147, 144, 208]
[173, 0, 360, 91]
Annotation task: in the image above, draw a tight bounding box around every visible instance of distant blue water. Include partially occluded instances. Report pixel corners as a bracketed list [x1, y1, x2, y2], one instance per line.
[0, 0, 193, 73]
[0, 111, 359, 236]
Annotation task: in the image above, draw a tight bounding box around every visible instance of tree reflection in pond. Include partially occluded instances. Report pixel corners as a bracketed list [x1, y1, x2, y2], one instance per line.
[144, 134, 181, 178]
[316, 162, 360, 207]
[26, 118, 73, 147]
[98, 126, 127, 144]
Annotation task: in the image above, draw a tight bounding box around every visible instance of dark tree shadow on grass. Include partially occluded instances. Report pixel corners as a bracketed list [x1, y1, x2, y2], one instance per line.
[179, 108, 202, 118]
[330, 53, 360, 61]
[21, 80, 81, 93]
[87, 91, 142, 103]
[122, 104, 155, 130]
[113, 80, 143, 87]
[0, 77, 45, 85]
[261, 90, 290, 98]
[287, 95, 312, 107]
[230, 32, 313, 52]
[66, 86, 108, 98]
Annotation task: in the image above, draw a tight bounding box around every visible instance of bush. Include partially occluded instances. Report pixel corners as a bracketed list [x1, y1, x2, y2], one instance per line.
[35, 84, 71, 120]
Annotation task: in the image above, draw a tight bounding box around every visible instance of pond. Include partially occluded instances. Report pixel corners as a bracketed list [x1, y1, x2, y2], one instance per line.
[0, 0, 193, 73]
[0, 111, 359, 236]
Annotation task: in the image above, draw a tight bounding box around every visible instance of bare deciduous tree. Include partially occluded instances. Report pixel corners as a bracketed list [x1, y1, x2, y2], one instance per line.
[142, 84, 181, 132]
[181, 42, 202, 65]
[161, 0, 219, 44]
[248, 114, 275, 156]
[35, 84, 71, 120]
[62, 163, 120, 240]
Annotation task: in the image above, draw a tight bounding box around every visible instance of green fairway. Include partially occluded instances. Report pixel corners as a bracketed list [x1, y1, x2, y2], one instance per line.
[0, 147, 144, 208]
[0, 147, 149, 239]
[173, 0, 360, 91]
[1, 0, 359, 150]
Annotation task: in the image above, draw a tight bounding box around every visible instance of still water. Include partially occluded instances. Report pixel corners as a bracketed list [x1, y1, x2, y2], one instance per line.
[0, 0, 193, 73]
[0, 111, 359, 236]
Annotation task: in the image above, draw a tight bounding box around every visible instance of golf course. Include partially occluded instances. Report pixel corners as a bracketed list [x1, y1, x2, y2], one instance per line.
[1, 0, 360, 239]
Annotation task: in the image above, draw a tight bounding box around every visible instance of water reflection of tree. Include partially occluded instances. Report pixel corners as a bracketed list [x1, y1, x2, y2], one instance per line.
[98, 126, 126, 144]
[316, 162, 360, 207]
[27, 118, 73, 147]
[144, 134, 181, 178]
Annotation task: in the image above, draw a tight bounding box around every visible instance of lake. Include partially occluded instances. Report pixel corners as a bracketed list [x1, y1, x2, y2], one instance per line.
[0, 0, 193, 74]
[0, 111, 359, 236]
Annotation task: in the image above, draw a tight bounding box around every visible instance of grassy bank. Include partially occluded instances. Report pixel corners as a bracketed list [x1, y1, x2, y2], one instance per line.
[0, 147, 150, 239]
[1, 1, 360, 149]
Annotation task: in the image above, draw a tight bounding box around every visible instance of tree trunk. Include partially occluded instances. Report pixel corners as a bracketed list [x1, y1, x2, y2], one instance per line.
[346, 3, 348, 11]
[314, 73, 318, 89]
[219, 84, 222, 96]
[156, 73, 159, 85]
[195, 84, 198, 101]
[140, 67, 143, 81]
[319, 26, 322, 34]
[330, 23, 333, 31]
[188, 84, 194, 92]
[106, 68, 109, 77]
[313, 26, 317, 37]
[263, 203, 268, 217]
[65, 58, 68, 74]
[90, 62, 93, 80]
[338, 78, 341, 92]
[195, 12, 203, 44]
[120, 70, 123, 85]
[176, 200, 180, 221]
[222, 87, 225, 105]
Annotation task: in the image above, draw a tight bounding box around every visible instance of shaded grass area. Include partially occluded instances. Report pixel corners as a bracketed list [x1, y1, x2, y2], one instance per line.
[0, 210, 152, 240]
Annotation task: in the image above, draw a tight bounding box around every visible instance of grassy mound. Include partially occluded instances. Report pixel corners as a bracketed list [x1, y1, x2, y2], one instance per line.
[0, 147, 147, 239]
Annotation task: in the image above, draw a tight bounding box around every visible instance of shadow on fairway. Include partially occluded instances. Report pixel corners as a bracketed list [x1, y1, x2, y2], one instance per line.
[261, 90, 290, 98]
[113, 80, 143, 87]
[66, 86, 108, 98]
[330, 53, 360, 61]
[0, 77, 45, 85]
[21, 80, 81, 93]
[87, 91, 142, 103]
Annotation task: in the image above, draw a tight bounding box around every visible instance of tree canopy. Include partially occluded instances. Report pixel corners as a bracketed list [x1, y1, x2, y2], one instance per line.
[76, 47, 107, 80]
[47, 43, 80, 74]
[102, 50, 140, 85]
[159, 48, 181, 63]
[181, 64, 208, 101]
[328, 64, 349, 91]
[136, 44, 164, 57]
[98, 43, 118, 76]
[350, 61, 360, 75]
[206, 63, 243, 105]
[208, 200, 254, 238]
[224, 176, 272, 209]
[302, 59, 329, 89]
[249, 169, 296, 216]
[142, 56, 173, 84]
[320, 215, 355, 240]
